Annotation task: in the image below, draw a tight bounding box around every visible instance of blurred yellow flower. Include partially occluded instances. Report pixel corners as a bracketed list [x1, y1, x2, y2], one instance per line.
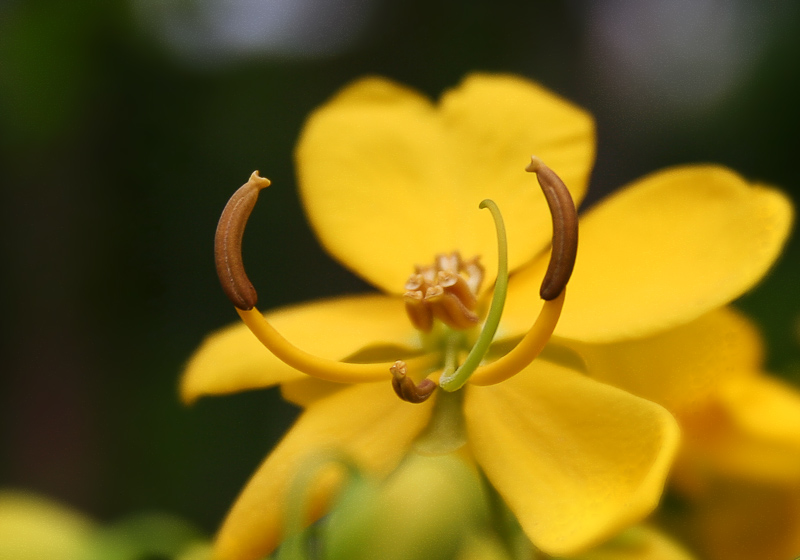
[673, 348, 800, 560]
[183, 75, 792, 560]
[0, 491, 212, 560]
[0, 490, 94, 560]
[571, 305, 800, 560]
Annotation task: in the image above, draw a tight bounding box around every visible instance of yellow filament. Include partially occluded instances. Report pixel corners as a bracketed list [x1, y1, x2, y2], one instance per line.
[467, 290, 566, 386]
[237, 307, 440, 383]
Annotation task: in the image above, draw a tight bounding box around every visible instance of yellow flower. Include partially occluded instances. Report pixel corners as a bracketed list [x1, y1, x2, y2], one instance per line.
[569, 305, 800, 560]
[673, 474, 800, 560]
[182, 75, 791, 560]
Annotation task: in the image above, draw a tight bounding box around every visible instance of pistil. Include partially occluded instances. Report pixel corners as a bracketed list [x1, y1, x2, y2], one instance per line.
[439, 199, 509, 391]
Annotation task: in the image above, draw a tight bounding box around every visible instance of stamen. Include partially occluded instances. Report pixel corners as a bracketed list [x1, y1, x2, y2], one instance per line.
[403, 254, 483, 331]
[214, 171, 271, 310]
[218, 173, 440, 384]
[464, 156, 576, 386]
[425, 285, 480, 330]
[526, 156, 578, 300]
[415, 264, 437, 286]
[237, 308, 440, 383]
[435, 253, 461, 275]
[437, 271, 477, 310]
[404, 273, 426, 292]
[391, 361, 437, 403]
[403, 290, 433, 332]
[439, 199, 508, 392]
[460, 257, 484, 294]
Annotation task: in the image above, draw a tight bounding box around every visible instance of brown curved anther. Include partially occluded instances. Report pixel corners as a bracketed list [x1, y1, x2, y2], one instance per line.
[390, 361, 437, 404]
[526, 157, 579, 300]
[214, 171, 271, 310]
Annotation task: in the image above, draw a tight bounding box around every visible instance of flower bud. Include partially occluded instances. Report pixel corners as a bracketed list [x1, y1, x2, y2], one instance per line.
[321, 453, 491, 560]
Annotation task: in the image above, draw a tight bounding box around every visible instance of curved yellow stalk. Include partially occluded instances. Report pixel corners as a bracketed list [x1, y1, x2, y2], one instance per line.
[467, 290, 565, 386]
[237, 307, 440, 383]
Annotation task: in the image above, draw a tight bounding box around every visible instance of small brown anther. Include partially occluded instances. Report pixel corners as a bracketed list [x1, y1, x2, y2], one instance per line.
[390, 361, 437, 404]
[214, 171, 271, 310]
[403, 252, 483, 332]
[460, 256, 485, 294]
[404, 290, 434, 332]
[425, 286, 480, 330]
[437, 271, 477, 311]
[435, 253, 461, 275]
[526, 156, 578, 300]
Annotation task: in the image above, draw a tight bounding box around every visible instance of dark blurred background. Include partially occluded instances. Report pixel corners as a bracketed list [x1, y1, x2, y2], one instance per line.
[1, 0, 799, 534]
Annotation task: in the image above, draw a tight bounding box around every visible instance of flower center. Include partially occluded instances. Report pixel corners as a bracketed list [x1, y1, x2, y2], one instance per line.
[403, 252, 485, 332]
[213, 157, 578, 405]
[394, 198, 510, 399]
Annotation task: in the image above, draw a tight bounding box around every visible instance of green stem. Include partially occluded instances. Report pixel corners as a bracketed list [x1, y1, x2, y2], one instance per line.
[438, 328, 462, 381]
[439, 199, 509, 391]
[412, 389, 467, 454]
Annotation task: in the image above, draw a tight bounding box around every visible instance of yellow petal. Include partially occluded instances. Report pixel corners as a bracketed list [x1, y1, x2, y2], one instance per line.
[566, 307, 763, 414]
[296, 74, 594, 293]
[279, 377, 346, 408]
[502, 166, 793, 342]
[213, 382, 434, 560]
[181, 294, 419, 403]
[722, 375, 800, 454]
[687, 478, 800, 560]
[677, 374, 800, 485]
[464, 361, 680, 557]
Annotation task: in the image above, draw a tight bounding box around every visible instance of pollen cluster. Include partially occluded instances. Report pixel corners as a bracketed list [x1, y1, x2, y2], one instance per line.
[403, 253, 485, 331]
